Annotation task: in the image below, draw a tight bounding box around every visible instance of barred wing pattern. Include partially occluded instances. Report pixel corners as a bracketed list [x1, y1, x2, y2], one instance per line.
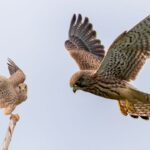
[65, 14, 105, 70]
[98, 15, 150, 81]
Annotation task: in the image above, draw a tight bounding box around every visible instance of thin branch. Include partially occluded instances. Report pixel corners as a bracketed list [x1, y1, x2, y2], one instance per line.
[1, 114, 20, 150]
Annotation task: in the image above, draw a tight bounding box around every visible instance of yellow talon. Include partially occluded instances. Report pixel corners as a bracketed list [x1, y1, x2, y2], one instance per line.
[118, 100, 128, 116]
[125, 100, 135, 113]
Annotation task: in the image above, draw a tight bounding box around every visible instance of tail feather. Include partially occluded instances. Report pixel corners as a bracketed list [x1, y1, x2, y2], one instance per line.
[118, 100, 150, 120]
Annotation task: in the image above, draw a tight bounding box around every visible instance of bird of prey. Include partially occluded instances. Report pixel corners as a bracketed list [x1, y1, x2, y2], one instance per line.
[0, 59, 27, 115]
[65, 14, 150, 120]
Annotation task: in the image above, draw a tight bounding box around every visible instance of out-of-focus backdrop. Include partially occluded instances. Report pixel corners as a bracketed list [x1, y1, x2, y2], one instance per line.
[0, 0, 150, 150]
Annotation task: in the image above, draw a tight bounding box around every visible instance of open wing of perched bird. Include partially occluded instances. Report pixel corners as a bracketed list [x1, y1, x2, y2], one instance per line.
[65, 14, 150, 120]
[65, 14, 105, 70]
[7, 58, 26, 86]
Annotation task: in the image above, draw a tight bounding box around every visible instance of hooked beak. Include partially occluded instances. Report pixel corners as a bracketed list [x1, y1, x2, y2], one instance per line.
[72, 85, 78, 93]
[73, 88, 77, 93]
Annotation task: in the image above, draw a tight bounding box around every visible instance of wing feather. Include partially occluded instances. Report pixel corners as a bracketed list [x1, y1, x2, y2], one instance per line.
[97, 15, 150, 81]
[7, 58, 26, 85]
[65, 14, 105, 70]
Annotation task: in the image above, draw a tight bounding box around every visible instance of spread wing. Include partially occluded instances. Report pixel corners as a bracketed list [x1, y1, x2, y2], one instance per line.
[97, 15, 150, 81]
[7, 58, 26, 85]
[65, 14, 105, 70]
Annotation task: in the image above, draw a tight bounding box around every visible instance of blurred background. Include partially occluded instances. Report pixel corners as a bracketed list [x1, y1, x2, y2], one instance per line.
[0, 0, 150, 149]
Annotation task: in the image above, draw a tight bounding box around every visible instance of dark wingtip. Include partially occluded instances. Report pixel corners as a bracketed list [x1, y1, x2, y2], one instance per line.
[87, 23, 93, 31]
[130, 115, 139, 119]
[130, 115, 149, 120]
[92, 31, 96, 37]
[84, 17, 89, 25]
[67, 14, 105, 58]
[7, 57, 12, 62]
[71, 14, 76, 26]
[78, 14, 82, 20]
[77, 14, 82, 24]
[7, 58, 14, 66]
[140, 116, 149, 120]
[71, 14, 82, 26]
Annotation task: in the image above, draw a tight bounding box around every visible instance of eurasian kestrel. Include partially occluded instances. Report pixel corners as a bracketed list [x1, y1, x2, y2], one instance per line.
[65, 14, 150, 120]
[0, 59, 27, 115]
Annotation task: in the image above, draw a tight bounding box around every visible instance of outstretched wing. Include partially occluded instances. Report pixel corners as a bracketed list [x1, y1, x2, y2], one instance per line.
[118, 100, 150, 120]
[7, 58, 26, 85]
[97, 15, 150, 81]
[65, 14, 105, 70]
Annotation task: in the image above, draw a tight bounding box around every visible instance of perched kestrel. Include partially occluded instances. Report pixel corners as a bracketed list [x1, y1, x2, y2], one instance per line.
[65, 14, 150, 120]
[0, 59, 27, 115]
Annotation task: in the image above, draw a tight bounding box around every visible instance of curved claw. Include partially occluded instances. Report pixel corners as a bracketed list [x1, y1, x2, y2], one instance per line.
[10, 114, 20, 122]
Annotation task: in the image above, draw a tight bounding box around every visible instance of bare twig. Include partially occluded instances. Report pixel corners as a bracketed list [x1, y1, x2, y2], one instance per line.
[1, 114, 20, 150]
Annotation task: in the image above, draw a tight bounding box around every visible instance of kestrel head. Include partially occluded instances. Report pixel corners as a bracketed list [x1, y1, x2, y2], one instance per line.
[70, 70, 94, 93]
[16, 83, 28, 103]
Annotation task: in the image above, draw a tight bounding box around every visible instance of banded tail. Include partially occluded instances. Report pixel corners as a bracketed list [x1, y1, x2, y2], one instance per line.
[118, 88, 150, 120]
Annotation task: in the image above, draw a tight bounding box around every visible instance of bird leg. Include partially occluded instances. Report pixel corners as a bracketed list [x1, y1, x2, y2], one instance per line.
[118, 100, 137, 117]
[10, 113, 20, 121]
[125, 100, 136, 113]
[118, 100, 128, 116]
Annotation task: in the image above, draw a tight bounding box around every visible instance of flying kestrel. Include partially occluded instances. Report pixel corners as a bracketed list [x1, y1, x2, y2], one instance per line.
[65, 14, 150, 120]
[0, 59, 27, 115]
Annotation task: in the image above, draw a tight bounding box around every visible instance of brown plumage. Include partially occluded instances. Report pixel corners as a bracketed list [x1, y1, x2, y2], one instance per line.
[0, 58, 27, 115]
[65, 14, 150, 120]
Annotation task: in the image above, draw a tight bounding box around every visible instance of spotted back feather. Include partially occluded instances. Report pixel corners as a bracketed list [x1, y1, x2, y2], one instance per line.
[98, 15, 150, 81]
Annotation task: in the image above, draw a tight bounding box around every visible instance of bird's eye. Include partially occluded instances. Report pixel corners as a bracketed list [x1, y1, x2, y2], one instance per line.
[75, 80, 85, 88]
[75, 80, 81, 86]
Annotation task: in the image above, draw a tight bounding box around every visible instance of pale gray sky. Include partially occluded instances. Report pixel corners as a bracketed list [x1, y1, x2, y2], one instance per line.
[0, 0, 150, 150]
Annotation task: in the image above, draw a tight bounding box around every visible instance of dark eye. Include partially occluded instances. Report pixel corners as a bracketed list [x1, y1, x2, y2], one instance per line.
[75, 79, 85, 87]
[75, 80, 81, 86]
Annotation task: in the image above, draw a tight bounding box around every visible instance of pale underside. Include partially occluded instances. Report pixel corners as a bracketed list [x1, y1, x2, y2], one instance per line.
[65, 14, 150, 120]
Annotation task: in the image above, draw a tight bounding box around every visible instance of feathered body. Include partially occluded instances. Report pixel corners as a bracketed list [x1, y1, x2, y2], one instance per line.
[65, 14, 150, 120]
[0, 59, 27, 115]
